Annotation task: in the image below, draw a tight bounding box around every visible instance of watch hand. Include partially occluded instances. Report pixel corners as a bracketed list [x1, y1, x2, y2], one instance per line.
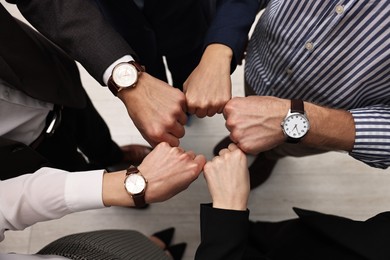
[292, 124, 298, 133]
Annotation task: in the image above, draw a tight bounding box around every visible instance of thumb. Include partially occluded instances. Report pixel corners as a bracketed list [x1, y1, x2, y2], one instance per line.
[194, 154, 207, 170]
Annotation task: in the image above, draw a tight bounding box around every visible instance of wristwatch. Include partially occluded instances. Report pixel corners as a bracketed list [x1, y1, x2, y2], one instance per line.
[123, 166, 147, 208]
[107, 61, 145, 96]
[281, 99, 310, 143]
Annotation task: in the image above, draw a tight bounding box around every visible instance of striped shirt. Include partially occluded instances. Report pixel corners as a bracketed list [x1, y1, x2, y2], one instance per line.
[245, 0, 390, 169]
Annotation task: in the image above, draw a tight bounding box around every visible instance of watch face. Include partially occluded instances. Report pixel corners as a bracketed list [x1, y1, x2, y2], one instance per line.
[112, 63, 138, 87]
[125, 174, 146, 194]
[283, 113, 309, 139]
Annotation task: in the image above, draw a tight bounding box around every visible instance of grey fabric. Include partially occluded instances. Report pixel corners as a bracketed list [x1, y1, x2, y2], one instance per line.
[37, 230, 170, 260]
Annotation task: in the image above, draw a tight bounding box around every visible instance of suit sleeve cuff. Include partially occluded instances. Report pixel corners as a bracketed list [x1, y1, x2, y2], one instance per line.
[200, 203, 249, 243]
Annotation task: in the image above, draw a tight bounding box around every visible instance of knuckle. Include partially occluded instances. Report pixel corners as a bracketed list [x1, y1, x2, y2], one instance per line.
[189, 164, 200, 178]
[238, 143, 250, 153]
[225, 117, 235, 128]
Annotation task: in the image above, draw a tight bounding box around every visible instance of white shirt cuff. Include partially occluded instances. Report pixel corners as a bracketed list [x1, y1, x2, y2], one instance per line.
[65, 170, 105, 212]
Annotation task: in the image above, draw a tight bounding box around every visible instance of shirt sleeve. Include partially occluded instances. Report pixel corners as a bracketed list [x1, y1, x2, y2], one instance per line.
[9, 0, 136, 85]
[0, 167, 105, 242]
[204, 0, 266, 72]
[349, 105, 390, 169]
[195, 203, 250, 260]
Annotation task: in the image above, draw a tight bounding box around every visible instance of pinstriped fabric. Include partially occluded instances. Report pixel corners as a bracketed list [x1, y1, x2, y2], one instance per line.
[245, 0, 390, 168]
[37, 230, 170, 260]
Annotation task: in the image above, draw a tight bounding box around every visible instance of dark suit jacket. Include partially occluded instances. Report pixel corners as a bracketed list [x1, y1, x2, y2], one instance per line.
[0, 2, 132, 177]
[93, 0, 210, 87]
[6, 0, 135, 86]
[195, 204, 390, 260]
[95, 0, 208, 59]
[0, 4, 85, 108]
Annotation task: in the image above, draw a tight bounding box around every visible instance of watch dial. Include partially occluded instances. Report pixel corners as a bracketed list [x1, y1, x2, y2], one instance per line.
[283, 114, 309, 138]
[113, 63, 138, 87]
[125, 174, 146, 194]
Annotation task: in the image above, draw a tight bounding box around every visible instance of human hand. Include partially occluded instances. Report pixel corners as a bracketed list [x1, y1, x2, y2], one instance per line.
[138, 142, 206, 203]
[224, 96, 289, 154]
[118, 72, 187, 147]
[184, 44, 232, 118]
[203, 143, 249, 210]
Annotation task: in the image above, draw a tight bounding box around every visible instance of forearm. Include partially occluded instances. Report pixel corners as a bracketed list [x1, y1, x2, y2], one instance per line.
[102, 170, 134, 207]
[302, 102, 390, 168]
[0, 168, 104, 241]
[302, 102, 355, 152]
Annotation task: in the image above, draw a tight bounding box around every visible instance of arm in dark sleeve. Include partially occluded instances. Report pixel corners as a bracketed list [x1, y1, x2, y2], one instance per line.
[195, 203, 250, 260]
[7, 0, 135, 85]
[204, 0, 267, 72]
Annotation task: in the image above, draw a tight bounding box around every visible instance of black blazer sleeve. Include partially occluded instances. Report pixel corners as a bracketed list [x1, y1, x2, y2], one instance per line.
[195, 203, 250, 260]
[293, 207, 390, 260]
[204, 0, 267, 73]
[7, 0, 135, 85]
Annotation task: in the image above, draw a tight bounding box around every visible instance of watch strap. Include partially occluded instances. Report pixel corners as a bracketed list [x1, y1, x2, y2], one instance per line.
[126, 165, 140, 176]
[129, 60, 145, 73]
[291, 99, 304, 114]
[132, 193, 146, 208]
[286, 134, 300, 144]
[107, 76, 121, 96]
[125, 166, 147, 208]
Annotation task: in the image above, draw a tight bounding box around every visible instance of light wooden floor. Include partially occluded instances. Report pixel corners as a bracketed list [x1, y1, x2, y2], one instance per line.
[1, 4, 390, 259]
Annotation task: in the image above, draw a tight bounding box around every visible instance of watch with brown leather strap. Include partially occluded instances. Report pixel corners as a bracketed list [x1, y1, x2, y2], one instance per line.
[108, 60, 145, 96]
[123, 166, 147, 208]
[281, 99, 310, 143]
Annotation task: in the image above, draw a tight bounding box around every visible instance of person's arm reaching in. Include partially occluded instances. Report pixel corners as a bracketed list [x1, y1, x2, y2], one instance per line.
[195, 144, 250, 260]
[184, 0, 264, 118]
[0, 142, 206, 242]
[222, 96, 390, 169]
[8, 0, 187, 147]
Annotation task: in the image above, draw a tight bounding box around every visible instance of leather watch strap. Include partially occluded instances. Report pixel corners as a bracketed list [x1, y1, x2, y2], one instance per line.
[126, 165, 139, 176]
[291, 99, 304, 113]
[107, 77, 121, 96]
[132, 193, 146, 208]
[129, 60, 145, 72]
[286, 134, 300, 144]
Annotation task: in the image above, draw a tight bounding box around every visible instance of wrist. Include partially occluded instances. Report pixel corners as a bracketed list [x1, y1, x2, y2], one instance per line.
[117, 71, 147, 102]
[102, 170, 134, 207]
[212, 198, 247, 211]
[203, 43, 233, 63]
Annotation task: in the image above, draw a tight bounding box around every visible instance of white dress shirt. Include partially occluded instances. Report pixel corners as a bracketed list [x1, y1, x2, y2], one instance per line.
[0, 81, 52, 146]
[0, 168, 104, 259]
[0, 55, 133, 146]
[0, 55, 130, 259]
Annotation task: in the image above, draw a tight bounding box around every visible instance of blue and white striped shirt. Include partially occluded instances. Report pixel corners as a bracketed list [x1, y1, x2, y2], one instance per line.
[245, 0, 390, 168]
